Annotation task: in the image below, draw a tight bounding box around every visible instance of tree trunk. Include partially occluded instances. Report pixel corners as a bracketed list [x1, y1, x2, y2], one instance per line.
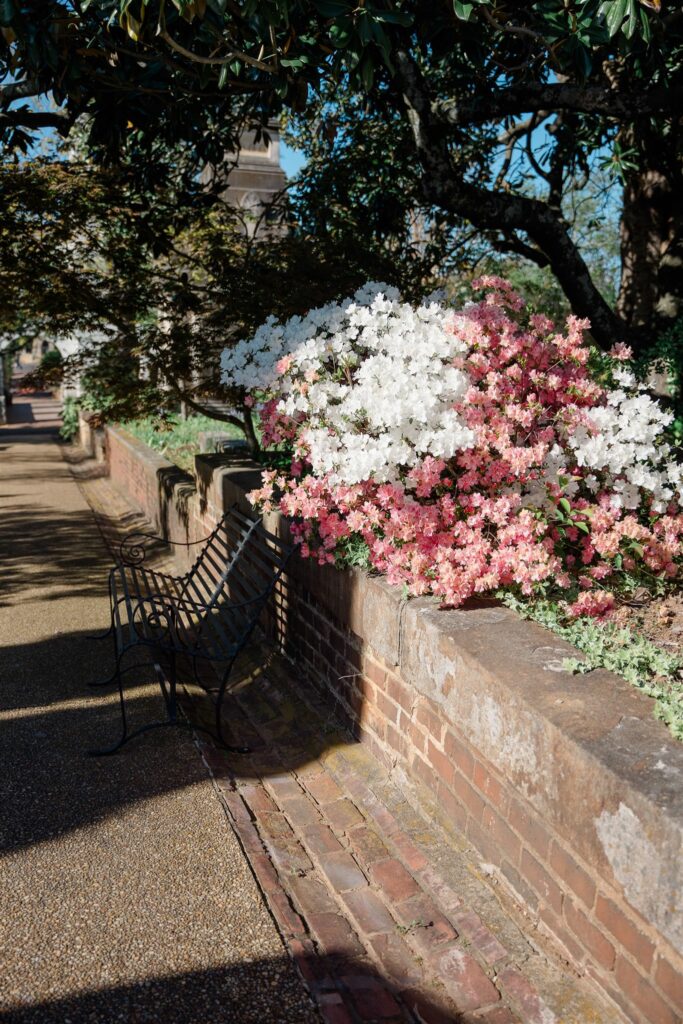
[617, 125, 683, 352]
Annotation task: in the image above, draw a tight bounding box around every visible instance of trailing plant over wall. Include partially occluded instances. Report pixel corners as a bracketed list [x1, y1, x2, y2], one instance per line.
[222, 279, 683, 617]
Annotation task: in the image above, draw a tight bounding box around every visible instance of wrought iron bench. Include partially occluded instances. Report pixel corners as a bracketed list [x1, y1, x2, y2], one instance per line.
[88, 506, 292, 756]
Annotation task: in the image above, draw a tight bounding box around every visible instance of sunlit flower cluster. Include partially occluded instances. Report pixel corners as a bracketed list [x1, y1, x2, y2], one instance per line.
[221, 278, 683, 616]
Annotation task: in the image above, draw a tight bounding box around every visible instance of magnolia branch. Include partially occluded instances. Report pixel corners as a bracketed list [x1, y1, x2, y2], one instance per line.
[394, 49, 627, 350]
[436, 83, 683, 127]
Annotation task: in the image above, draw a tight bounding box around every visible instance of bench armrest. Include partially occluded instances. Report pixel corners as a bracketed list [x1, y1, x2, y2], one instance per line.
[118, 503, 241, 566]
[119, 529, 218, 567]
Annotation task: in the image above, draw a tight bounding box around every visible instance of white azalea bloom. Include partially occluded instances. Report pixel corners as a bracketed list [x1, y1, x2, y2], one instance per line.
[222, 284, 475, 486]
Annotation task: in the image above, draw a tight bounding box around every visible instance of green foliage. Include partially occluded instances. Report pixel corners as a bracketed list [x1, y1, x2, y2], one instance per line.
[58, 396, 80, 441]
[38, 348, 63, 373]
[501, 593, 683, 741]
[335, 534, 371, 571]
[634, 318, 683, 444]
[123, 414, 242, 471]
[2, 155, 407, 439]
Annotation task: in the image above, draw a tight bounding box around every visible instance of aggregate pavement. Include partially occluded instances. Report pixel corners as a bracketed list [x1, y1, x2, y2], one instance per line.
[0, 395, 320, 1023]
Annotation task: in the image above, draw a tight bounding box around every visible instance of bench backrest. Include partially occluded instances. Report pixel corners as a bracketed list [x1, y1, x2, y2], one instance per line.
[182, 507, 292, 644]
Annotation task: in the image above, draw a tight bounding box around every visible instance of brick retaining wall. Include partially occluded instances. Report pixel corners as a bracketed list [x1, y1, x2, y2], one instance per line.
[104, 423, 683, 1024]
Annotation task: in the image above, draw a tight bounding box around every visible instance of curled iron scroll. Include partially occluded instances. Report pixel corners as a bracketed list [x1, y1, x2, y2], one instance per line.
[131, 597, 176, 644]
[119, 532, 153, 567]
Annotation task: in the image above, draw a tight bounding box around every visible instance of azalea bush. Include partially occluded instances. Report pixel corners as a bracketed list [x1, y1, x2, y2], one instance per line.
[221, 278, 683, 618]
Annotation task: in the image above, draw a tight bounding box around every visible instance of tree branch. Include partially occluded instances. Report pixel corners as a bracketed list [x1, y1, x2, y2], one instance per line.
[0, 108, 73, 132]
[0, 80, 41, 105]
[394, 50, 627, 349]
[436, 83, 683, 127]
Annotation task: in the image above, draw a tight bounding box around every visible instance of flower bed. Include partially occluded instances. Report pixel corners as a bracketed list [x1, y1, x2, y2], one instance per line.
[222, 278, 682, 620]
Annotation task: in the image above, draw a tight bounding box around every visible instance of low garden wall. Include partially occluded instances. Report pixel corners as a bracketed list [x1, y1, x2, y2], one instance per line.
[104, 422, 683, 1024]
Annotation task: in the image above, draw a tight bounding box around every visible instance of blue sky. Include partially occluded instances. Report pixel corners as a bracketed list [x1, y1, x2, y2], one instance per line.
[280, 141, 306, 179]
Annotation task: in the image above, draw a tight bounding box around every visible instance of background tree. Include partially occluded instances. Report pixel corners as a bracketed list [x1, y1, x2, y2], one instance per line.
[1, 149, 434, 448]
[2, 1, 682, 354]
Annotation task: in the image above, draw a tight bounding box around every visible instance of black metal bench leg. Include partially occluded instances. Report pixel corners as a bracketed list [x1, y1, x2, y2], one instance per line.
[87, 661, 129, 757]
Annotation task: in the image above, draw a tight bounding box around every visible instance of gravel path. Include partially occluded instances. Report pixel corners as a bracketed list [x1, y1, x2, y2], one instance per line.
[0, 422, 319, 1022]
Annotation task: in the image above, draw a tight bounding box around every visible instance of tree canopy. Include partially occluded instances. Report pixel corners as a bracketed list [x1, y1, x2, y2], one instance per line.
[2, 1, 683, 353]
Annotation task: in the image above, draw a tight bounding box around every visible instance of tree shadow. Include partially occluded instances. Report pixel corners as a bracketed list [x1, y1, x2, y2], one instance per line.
[0, 952, 460, 1024]
[0, 505, 110, 604]
[0, 628, 343, 854]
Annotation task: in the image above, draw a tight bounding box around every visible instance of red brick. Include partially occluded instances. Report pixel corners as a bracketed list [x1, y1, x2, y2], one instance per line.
[289, 936, 321, 987]
[267, 888, 305, 937]
[289, 874, 339, 916]
[507, 799, 550, 860]
[369, 858, 420, 902]
[267, 837, 313, 875]
[412, 753, 437, 792]
[654, 956, 683, 1011]
[465, 818, 505, 874]
[472, 760, 507, 812]
[496, 968, 555, 1024]
[376, 690, 398, 725]
[407, 717, 427, 754]
[549, 842, 596, 909]
[521, 849, 563, 916]
[403, 988, 459, 1024]
[417, 701, 444, 742]
[538, 905, 585, 965]
[385, 721, 404, 757]
[452, 771, 486, 822]
[444, 730, 474, 778]
[325, 798, 365, 832]
[320, 852, 368, 892]
[437, 780, 469, 833]
[564, 898, 615, 970]
[249, 851, 281, 894]
[474, 1008, 519, 1024]
[233, 817, 264, 854]
[339, 973, 402, 1020]
[595, 895, 655, 971]
[360, 704, 385, 742]
[481, 806, 521, 866]
[363, 793, 401, 841]
[345, 826, 389, 866]
[265, 773, 304, 802]
[368, 932, 423, 986]
[427, 738, 455, 788]
[308, 912, 365, 957]
[364, 656, 387, 690]
[342, 888, 396, 935]
[282, 796, 323, 828]
[394, 894, 457, 956]
[305, 772, 345, 805]
[436, 946, 501, 1012]
[615, 955, 679, 1024]
[302, 822, 344, 856]
[391, 831, 429, 871]
[416, 865, 463, 915]
[239, 783, 279, 817]
[386, 674, 413, 714]
[499, 859, 539, 911]
[259, 810, 296, 841]
[451, 909, 507, 966]
[319, 995, 355, 1024]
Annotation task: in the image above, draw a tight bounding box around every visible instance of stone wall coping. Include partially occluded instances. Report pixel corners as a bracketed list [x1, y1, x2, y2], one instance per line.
[106, 425, 683, 950]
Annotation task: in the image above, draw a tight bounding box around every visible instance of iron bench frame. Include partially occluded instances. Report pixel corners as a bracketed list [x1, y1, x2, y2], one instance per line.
[88, 506, 292, 756]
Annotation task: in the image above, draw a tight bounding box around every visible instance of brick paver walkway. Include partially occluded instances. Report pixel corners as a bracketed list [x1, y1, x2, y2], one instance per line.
[74, 461, 618, 1023]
